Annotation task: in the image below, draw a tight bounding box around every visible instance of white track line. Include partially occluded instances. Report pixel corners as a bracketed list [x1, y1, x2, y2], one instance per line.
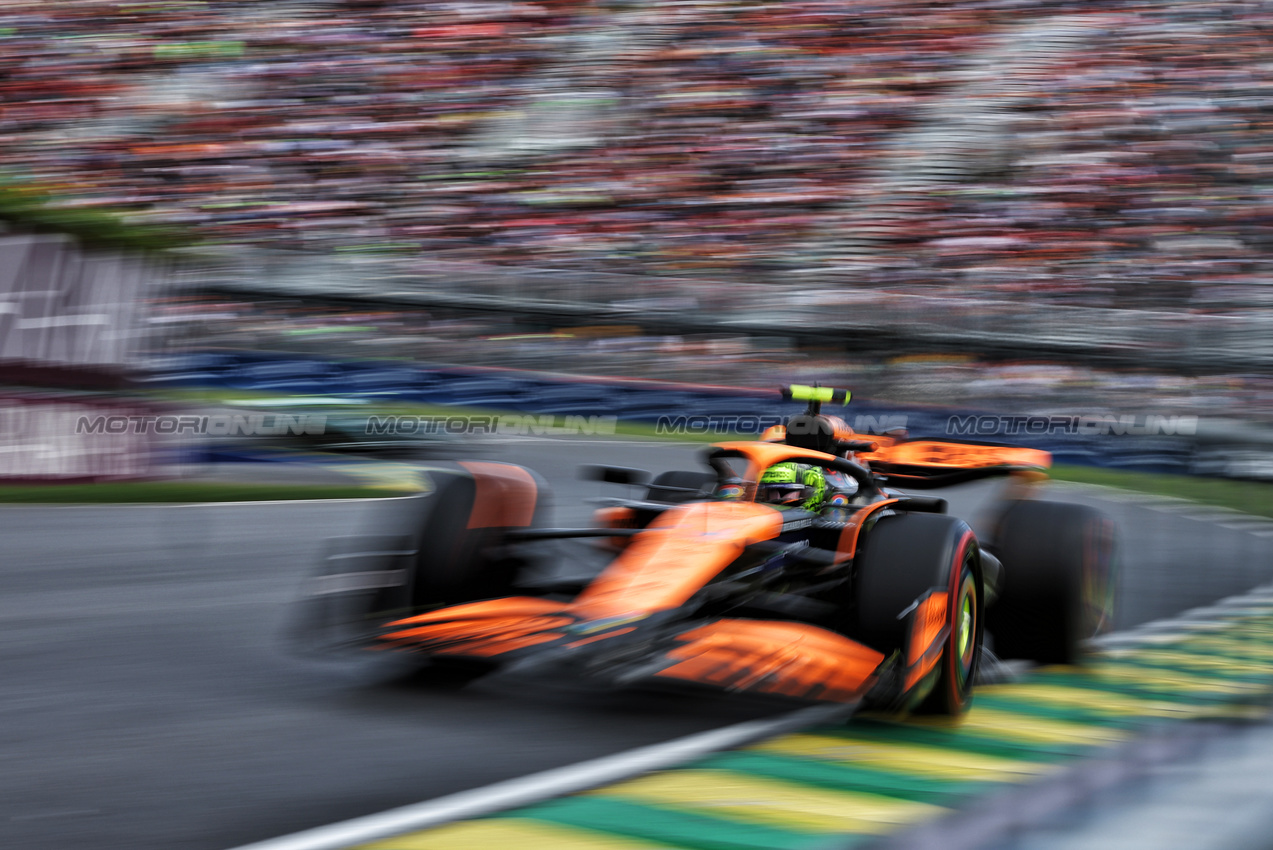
[1089, 581, 1273, 648]
[1050, 480, 1273, 537]
[1222, 521, 1273, 532]
[223, 701, 855, 850]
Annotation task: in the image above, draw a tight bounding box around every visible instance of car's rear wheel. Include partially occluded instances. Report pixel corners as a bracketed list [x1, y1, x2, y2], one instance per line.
[409, 466, 548, 610]
[287, 464, 547, 678]
[986, 499, 1117, 665]
[401, 465, 549, 681]
[851, 512, 983, 715]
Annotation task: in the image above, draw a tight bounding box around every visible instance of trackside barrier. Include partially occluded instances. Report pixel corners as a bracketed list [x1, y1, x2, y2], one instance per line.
[148, 352, 1204, 473]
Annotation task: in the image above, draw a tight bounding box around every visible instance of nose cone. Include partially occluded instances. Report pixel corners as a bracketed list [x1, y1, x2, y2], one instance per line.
[571, 501, 783, 620]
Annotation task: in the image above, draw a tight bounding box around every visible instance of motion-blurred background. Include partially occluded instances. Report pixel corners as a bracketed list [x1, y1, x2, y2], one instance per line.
[4, 4, 1273, 850]
[5, 0, 1273, 486]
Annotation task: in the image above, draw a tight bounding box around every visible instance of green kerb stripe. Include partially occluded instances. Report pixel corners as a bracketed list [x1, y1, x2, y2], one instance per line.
[508, 796, 853, 850]
[1101, 644, 1273, 664]
[700, 752, 989, 806]
[1030, 669, 1273, 702]
[809, 720, 1091, 762]
[1091, 657, 1273, 683]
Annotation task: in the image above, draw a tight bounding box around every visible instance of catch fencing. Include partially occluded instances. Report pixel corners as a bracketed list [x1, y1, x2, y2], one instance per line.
[178, 247, 1273, 372]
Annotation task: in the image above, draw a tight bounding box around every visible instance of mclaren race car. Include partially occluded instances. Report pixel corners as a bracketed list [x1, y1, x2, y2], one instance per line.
[296, 386, 1116, 715]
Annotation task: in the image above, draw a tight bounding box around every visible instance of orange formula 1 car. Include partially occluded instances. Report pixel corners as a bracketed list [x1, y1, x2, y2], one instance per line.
[296, 387, 1117, 715]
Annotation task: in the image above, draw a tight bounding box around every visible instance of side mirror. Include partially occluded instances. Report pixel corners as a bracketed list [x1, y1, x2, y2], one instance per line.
[578, 465, 652, 487]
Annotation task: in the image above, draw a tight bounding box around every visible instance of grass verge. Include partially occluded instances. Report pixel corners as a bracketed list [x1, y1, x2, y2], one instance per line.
[152, 389, 737, 443]
[0, 481, 396, 504]
[1049, 465, 1273, 520]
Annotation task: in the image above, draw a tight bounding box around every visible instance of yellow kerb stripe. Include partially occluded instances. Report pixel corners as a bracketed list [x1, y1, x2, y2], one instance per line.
[1173, 636, 1273, 660]
[358, 819, 672, 850]
[752, 734, 1051, 782]
[596, 768, 942, 835]
[905, 706, 1127, 747]
[978, 683, 1215, 718]
[1084, 663, 1273, 695]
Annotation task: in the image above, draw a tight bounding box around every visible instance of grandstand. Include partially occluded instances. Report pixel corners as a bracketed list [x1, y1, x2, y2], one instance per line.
[6, 0, 1273, 473]
[2, 0, 1270, 312]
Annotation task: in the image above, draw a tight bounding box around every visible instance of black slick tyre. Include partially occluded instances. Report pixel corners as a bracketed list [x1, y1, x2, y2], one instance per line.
[986, 499, 1117, 665]
[852, 512, 983, 715]
[408, 467, 547, 611]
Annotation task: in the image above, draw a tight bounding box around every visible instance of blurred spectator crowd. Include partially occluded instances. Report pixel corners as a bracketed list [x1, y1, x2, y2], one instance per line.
[3, 0, 1272, 310]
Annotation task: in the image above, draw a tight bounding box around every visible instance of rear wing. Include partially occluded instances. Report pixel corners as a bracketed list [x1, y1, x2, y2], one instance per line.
[860, 439, 1051, 488]
[771, 385, 1052, 488]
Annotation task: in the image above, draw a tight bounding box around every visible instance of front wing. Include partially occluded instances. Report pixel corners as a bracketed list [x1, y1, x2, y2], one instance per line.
[377, 596, 949, 708]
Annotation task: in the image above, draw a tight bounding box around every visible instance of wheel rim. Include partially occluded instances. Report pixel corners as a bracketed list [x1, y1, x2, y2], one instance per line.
[954, 570, 977, 688]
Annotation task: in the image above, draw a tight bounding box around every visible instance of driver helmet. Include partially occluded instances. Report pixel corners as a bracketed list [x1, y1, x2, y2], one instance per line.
[758, 462, 826, 511]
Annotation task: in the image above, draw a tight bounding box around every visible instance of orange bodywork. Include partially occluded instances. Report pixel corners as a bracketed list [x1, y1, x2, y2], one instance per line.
[657, 620, 885, 702]
[860, 440, 1050, 471]
[593, 506, 637, 529]
[382, 597, 571, 657]
[593, 505, 638, 549]
[571, 500, 784, 620]
[710, 441, 844, 481]
[908, 592, 951, 667]
[458, 461, 539, 528]
[371, 437, 990, 704]
[903, 591, 950, 691]
[374, 475, 891, 701]
[835, 499, 901, 560]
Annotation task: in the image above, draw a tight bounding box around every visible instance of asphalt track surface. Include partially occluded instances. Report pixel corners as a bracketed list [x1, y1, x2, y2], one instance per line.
[3, 436, 1272, 850]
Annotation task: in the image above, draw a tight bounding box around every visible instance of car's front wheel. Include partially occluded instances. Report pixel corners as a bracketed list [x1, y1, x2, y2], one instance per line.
[850, 512, 984, 715]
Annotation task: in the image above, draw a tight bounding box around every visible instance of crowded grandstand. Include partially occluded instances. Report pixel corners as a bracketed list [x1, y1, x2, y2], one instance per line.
[2, 0, 1271, 307]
